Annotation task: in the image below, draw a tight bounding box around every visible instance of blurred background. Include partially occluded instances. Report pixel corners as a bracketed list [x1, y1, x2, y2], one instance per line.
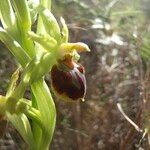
[0, 0, 150, 149]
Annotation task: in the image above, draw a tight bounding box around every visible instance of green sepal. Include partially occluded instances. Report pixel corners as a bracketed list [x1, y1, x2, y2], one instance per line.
[40, 0, 51, 10]
[60, 17, 69, 43]
[28, 0, 39, 24]
[36, 5, 61, 42]
[28, 31, 57, 52]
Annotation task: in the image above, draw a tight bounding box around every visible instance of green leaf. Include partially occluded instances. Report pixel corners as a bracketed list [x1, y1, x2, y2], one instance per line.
[11, 0, 31, 31]
[0, 27, 30, 67]
[7, 113, 37, 150]
[0, 0, 16, 29]
[31, 79, 56, 148]
[0, 0, 19, 40]
[11, 0, 35, 58]
[31, 93, 42, 147]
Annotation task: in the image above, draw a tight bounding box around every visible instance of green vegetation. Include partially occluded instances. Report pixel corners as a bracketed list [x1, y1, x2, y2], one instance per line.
[0, 0, 150, 149]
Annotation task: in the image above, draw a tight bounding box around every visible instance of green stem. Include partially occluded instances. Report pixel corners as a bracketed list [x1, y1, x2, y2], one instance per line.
[0, 0, 56, 149]
[21, 52, 57, 84]
[6, 80, 28, 113]
[31, 79, 56, 149]
[30, 1, 56, 147]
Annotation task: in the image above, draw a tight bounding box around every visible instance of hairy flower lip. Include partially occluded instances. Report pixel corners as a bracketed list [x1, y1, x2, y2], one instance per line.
[50, 56, 86, 102]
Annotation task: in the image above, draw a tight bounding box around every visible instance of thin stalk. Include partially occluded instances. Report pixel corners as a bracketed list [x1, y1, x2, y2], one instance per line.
[31, 0, 56, 149]
[117, 103, 143, 132]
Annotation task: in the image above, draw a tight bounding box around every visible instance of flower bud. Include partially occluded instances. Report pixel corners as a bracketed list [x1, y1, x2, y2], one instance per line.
[51, 55, 86, 102]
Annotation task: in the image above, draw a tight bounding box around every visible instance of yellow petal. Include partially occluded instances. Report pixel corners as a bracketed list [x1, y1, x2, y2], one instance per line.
[60, 42, 90, 53]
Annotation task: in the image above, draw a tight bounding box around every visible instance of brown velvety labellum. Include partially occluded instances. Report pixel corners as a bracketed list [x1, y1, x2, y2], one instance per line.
[51, 58, 86, 101]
